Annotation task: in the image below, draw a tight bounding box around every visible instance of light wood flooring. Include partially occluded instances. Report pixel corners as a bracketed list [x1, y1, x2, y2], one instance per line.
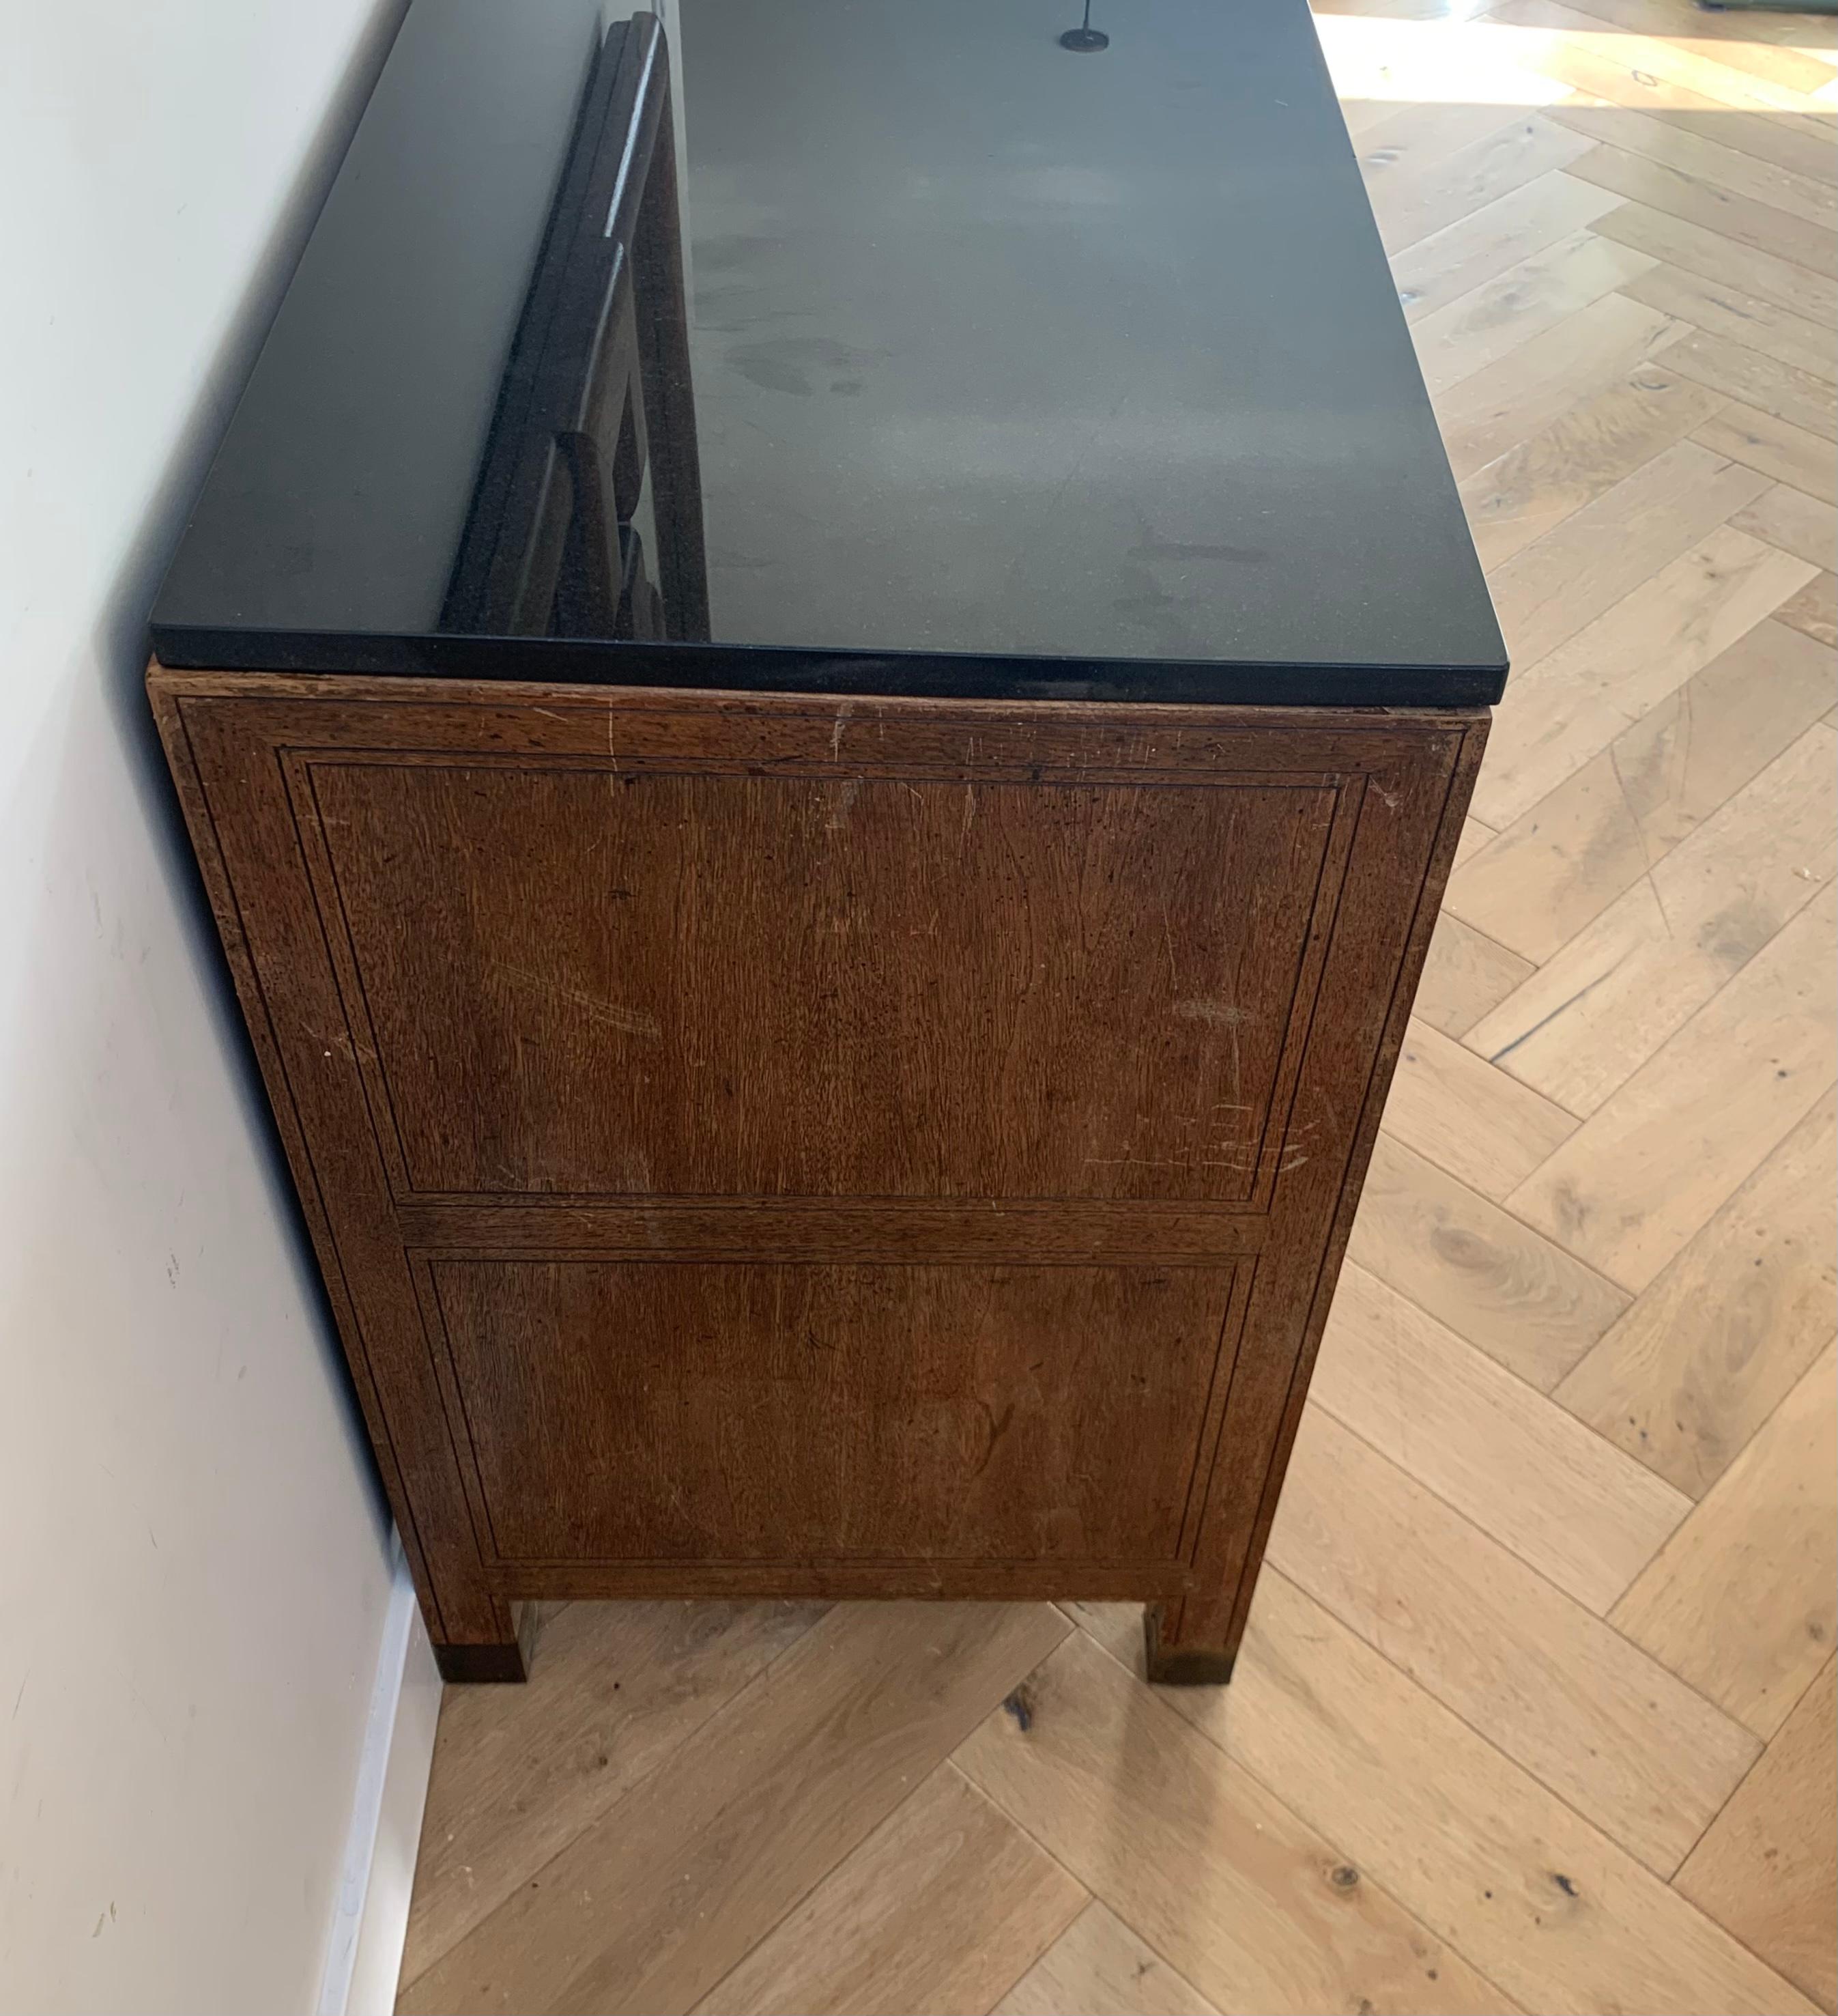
[398, 3, 1837, 2008]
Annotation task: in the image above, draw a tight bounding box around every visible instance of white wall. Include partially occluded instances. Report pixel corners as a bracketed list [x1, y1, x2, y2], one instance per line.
[0, 3, 414, 2008]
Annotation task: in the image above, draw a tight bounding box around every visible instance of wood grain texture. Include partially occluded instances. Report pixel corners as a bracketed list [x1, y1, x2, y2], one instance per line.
[992, 1904, 1222, 2016]
[693, 1764, 1085, 2016]
[1076, 1581, 1820, 2016]
[1471, 523, 1816, 830]
[1392, 169, 1621, 324]
[1660, 327, 1838, 440]
[309, 759, 1340, 1203]
[1547, 105, 1837, 229]
[1308, 1262, 1690, 1610]
[1431, 292, 1679, 481]
[1676, 1660, 1838, 2014]
[1378, 1017, 1576, 1195]
[1370, 112, 1596, 255]
[955, 1628, 1506, 2015]
[1411, 229, 1656, 395]
[1564, 143, 1838, 274]
[1482, 438, 1768, 670]
[1448, 672, 1834, 976]
[1267, 1406, 1758, 1875]
[1621, 261, 1837, 380]
[1555, 1088, 1837, 1499]
[1695, 400, 1838, 497]
[1611, 1344, 1837, 1739]
[429, 1258, 1239, 1567]
[1510, 882, 1837, 1289]
[1467, 711, 1836, 1116]
[1411, 910, 1536, 1038]
[1779, 569, 1837, 647]
[1457, 350, 1728, 568]
[1732, 483, 1838, 569]
[1594, 200, 1838, 323]
[1345, 1135, 1629, 1389]
[404, 1600, 822, 1980]
[397, 1602, 1070, 2015]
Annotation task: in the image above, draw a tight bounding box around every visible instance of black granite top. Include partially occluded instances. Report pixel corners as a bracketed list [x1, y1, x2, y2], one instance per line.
[150, 0, 1506, 707]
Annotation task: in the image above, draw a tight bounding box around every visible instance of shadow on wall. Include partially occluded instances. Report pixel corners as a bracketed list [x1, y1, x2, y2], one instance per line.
[82, 0, 417, 1494]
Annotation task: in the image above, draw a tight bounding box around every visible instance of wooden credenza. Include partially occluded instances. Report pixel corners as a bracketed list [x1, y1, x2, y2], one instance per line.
[147, 0, 1505, 1682]
[150, 670, 1484, 1679]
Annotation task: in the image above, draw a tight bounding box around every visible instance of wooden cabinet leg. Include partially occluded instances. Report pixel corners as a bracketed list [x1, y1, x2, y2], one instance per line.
[432, 1638, 526, 1683]
[431, 1600, 535, 1683]
[1145, 1597, 1239, 1686]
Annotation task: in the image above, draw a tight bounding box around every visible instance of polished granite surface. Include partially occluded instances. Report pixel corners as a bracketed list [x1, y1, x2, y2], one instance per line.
[150, 0, 1506, 705]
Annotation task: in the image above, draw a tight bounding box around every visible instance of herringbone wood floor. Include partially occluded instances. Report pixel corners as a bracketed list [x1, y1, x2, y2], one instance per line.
[397, 3, 1838, 2008]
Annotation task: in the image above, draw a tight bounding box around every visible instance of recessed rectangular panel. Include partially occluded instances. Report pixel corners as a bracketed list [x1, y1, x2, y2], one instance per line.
[430, 1258, 1239, 1564]
[312, 761, 1337, 1199]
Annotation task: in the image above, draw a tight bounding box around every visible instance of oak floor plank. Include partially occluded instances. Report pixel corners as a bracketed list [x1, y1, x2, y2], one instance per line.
[1695, 399, 1838, 496]
[1509, 881, 1838, 1289]
[1595, 199, 1838, 323]
[1566, 141, 1838, 272]
[1611, 1344, 1838, 1739]
[397, 1602, 1071, 2016]
[1452, 632, 1835, 972]
[1779, 569, 1837, 647]
[1482, 437, 1768, 668]
[1413, 909, 1537, 1038]
[1308, 1262, 1691, 1612]
[1514, 26, 1777, 117]
[1450, 755, 1658, 965]
[1659, 326, 1838, 440]
[1392, 170, 1622, 324]
[1345, 1134, 1629, 1390]
[1552, 0, 1838, 57]
[1379, 1018, 1577, 1195]
[1621, 259, 1838, 380]
[1489, 0, 1833, 114]
[1433, 292, 1680, 481]
[1676, 1660, 1838, 2015]
[1732, 482, 1838, 569]
[1411, 230, 1657, 395]
[1639, 105, 1838, 187]
[1470, 709, 1836, 1118]
[1356, 100, 1543, 199]
[1074, 1582, 1821, 2016]
[402, 1601, 824, 1984]
[993, 1902, 1223, 2016]
[1458, 350, 1727, 568]
[692, 1764, 1086, 2016]
[1547, 104, 1838, 227]
[1265, 1407, 1758, 1875]
[953, 1630, 1506, 2016]
[1471, 523, 1816, 830]
[1556, 1088, 1837, 1499]
[1372, 113, 1598, 255]
[1456, 812, 1500, 868]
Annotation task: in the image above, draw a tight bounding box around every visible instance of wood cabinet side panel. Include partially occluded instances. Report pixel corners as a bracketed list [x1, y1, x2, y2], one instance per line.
[151, 662, 1487, 1641]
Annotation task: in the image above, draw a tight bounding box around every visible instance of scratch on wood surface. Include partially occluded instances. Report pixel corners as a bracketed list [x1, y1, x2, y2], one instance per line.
[1175, 997, 1248, 1026]
[831, 699, 855, 760]
[489, 959, 660, 1038]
